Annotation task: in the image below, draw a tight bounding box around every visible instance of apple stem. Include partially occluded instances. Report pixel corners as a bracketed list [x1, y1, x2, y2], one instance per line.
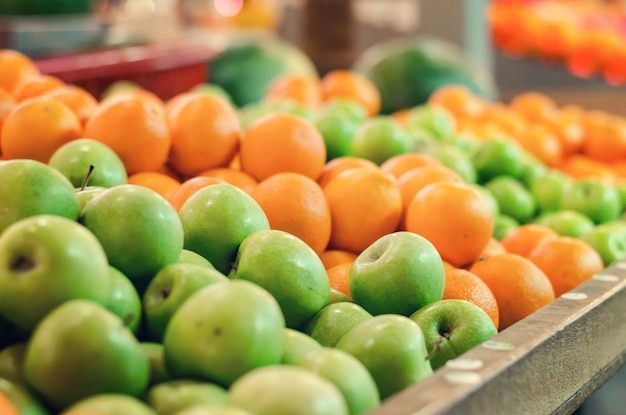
[80, 165, 95, 191]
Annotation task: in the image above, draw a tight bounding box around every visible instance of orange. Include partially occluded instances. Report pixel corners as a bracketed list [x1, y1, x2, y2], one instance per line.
[514, 123, 563, 167]
[1, 97, 82, 162]
[319, 69, 381, 116]
[127, 171, 182, 200]
[0, 87, 16, 146]
[323, 167, 403, 254]
[0, 49, 40, 94]
[509, 91, 558, 123]
[544, 110, 585, 156]
[318, 249, 358, 270]
[12, 74, 65, 102]
[166, 92, 241, 177]
[41, 85, 99, 127]
[405, 181, 494, 268]
[83, 94, 171, 175]
[239, 112, 326, 182]
[500, 223, 559, 258]
[168, 175, 226, 211]
[526, 236, 604, 297]
[317, 156, 378, 188]
[326, 262, 352, 299]
[103, 87, 165, 112]
[0, 393, 19, 415]
[557, 154, 615, 182]
[251, 172, 332, 255]
[390, 108, 412, 127]
[198, 167, 258, 194]
[397, 165, 464, 213]
[264, 74, 321, 108]
[469, 253, 555, 330]
[480, 237, 508, 259]
[378, 152, 442, 180]
[582, 117, 626, 163]
[443, 267, 500, 329]
[427, 84, 486, 119]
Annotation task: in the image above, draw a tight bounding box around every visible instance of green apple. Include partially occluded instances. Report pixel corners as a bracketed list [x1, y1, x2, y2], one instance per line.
[80, 184, 184, 290]
[485, 176, 537, 224]
[143, 262, 229, 342]
[320, 99, 368, 123]
[471, 184, 500, 217]
[139, 342, 172, 387]
[173, 405, 253, 415]
[560, 179, 623, 224]
[0, 377, 49, 415]
[229, 229, 330, 329]
[293, 347, 380, 415]
[0, 342, 26, 384]
[178, 183, 270, 275]
[0, 159, 80, 233]
[409, 299, 498, 370]
[326, 288, 352, 305]
[430, 143, 477, 184]
[300, 302, 373, 347]
[315, 112, 358, 161]
[227, 365, 349, 415]
[104, 266, 142, 334]
[534, 210, 595, 238]
[190, 83, 234, 104]
[350, 116, 410, 165]
[0, 215, 110, 331]
[348, 231, 445, 316]
[580, 221, 626, 266]
[493, 214, 520, 241]
[24, 300, 149, 411]
[405, 104, 456, 141]
[335, 314, 433, 400]
[146, 379, 227, 415]
[529, 169, 574, 213]
[48, 138, 128, 189]
[519, 154, 549, 188]
[163, 280, 284, 386]
[281, 328, 321, 365]
[404, 124, 437, 152]
[177, 249, 215, 268]
[473, 137, 525, 183]
[62, 394, 156, 415]
[76, 186, 107, 212]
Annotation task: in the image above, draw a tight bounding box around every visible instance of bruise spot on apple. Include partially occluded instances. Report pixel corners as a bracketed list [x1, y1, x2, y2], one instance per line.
[10, 255, 35, 272]
[160, 287, 172, 300]
[213, 327, 222, 336]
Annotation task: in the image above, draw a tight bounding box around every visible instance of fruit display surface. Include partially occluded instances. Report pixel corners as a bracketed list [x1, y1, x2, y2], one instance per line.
[0, 45, 626, 415]
[489, 0, 626, 85]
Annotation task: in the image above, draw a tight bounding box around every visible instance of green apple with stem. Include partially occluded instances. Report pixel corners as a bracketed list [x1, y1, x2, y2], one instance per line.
[103, 266, 142, 334]
[529, 169, 574, 213]
[560, 178, 623, 224]
[350, 116, 410, 165]
[146, 379, 228, 415]
[80, 184, 184, 291]
[143, 262, 229, 342]
[293, 347, 380, 415]
[229, 229, 330, 329]
[348, 231, 445, 317]
[409, 299, 498, 370]
[23, 300, 150, 411]
[163, 280, 285, 386]
[62, 394, 156, 415]
[281, 328, 321, 365]
[300, 302, 372, 347]
[0, 159, 80, 233]
[0, 215, 111, 331]
[228, 365, 349, 415]
[48, 138, 127, 188]
[335, 314, 433, 400]
[178, 183, 270, 275]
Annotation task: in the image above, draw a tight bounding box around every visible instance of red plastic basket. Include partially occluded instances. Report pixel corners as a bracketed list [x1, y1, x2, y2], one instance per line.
[34, 41, 217, 100]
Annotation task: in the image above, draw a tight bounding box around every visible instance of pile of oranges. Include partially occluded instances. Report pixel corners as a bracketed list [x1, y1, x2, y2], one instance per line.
[0, 47, 613, 340]
[488, 0, 626, 84]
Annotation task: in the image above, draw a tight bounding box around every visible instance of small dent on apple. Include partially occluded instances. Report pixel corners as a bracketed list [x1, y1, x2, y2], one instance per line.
[9, 255, 35, 272]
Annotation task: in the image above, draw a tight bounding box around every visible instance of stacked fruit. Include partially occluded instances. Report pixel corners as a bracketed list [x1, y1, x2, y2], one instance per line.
[0, 47, 622, 414]
[488, 0, 626, 84]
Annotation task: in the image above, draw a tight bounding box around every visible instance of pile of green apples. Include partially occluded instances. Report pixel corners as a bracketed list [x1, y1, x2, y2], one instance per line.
[0, 137, 498, 415]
